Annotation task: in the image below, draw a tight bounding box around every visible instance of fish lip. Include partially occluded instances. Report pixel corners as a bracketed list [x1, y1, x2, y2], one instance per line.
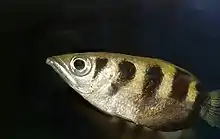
[46, 56, 77, 89]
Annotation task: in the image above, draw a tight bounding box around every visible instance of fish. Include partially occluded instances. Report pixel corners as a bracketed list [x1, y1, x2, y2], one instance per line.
[46, 52, 220, 132]
[68, 86, 166, 139]
[61, 88, 192, 139]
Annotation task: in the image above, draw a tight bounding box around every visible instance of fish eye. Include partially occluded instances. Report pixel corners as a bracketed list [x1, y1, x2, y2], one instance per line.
[70, 56, 92, 76]
[73, 59, 85, 70]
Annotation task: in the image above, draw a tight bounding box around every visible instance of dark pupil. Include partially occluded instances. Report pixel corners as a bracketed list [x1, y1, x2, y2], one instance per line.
[74, 59, 85, 70]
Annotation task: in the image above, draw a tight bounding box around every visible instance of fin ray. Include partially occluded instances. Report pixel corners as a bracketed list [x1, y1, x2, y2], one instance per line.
[200, 89, 220, 128]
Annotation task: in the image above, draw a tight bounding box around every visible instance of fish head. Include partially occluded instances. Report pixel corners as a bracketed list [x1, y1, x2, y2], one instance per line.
[46, 52, 117, 98]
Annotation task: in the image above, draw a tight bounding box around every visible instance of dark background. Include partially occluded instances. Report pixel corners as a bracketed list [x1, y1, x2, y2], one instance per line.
[5, 0, 219, 139]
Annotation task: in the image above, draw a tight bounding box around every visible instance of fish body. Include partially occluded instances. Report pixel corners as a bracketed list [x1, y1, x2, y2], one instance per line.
[46, 52, 220, 132]
[68, 85, 189, 139]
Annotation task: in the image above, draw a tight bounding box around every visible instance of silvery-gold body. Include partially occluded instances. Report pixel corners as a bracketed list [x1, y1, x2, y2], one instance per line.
[46, 52, 220, 132]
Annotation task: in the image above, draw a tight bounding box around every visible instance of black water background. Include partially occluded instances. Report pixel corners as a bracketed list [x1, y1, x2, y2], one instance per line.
[4, 0, 220, 139]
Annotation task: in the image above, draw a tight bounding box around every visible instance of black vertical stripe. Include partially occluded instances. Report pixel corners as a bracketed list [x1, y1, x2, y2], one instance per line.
[109, 60, 136, 96]
[170, 68, 191, 101]
[195, 82, 202, 92]
[109, 83, 119, 96]
[192, 82, 203, 108]
[142, 66, 164, 99]
[118, 60, 136, 81]
[93, 58, 108, 78]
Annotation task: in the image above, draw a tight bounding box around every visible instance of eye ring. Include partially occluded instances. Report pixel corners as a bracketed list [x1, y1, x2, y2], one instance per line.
[70, 56, 92, 76]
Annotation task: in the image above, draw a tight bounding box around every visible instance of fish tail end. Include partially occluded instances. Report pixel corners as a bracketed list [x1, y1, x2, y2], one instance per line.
[200, 89, 220, 128]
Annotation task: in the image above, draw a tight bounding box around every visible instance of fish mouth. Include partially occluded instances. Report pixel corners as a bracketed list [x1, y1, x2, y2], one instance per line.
[46, 56, 77, 88]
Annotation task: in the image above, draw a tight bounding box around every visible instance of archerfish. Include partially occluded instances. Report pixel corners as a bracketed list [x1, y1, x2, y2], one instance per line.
[46, 52, 220, 132]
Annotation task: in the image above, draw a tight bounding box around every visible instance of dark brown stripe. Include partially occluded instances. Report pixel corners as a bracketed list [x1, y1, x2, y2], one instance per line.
[109, 83, 119, 96]
[192, 82, 204, 108]
[142, 66, 164, 99]
[118, 60, 136, 82]
[170, 68, 191, 101]
[195, 82, 202, 92]
[109, 60, 136, 96]
[93, 58, 108, 78]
